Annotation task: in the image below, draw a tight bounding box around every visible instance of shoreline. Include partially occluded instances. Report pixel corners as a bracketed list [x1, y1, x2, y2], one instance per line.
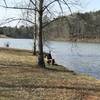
[1, 37, 100, 43]
[0, 47, 81, 74]
[50, 38, 100, 43]
[0, 47, 99, 80]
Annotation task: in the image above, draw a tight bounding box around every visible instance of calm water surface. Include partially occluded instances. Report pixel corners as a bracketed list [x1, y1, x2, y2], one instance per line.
[0, 38, 100, 79]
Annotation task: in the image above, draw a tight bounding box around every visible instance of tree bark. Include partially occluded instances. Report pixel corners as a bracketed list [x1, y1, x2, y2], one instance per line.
[38, 0, 45, 67]
[33, 0, 37, 55]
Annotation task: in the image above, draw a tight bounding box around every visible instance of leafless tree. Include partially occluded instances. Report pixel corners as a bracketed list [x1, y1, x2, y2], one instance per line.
[0, 0, 81, 67]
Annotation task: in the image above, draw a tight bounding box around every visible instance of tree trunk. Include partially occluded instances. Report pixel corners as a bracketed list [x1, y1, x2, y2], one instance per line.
[33, 1, 37, 55]
[38, 0, 45, 67]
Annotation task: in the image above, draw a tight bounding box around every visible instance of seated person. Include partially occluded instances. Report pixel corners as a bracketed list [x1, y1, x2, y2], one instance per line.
[45, 52, 55, 65]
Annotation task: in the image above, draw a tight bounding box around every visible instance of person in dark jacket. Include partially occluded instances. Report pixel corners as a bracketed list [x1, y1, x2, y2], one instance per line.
[45, 51, 55, 65]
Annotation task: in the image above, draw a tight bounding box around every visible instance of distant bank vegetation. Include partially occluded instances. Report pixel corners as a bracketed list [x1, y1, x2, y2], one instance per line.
[0, 10, 100, 41]
[0, 26, 34, 39]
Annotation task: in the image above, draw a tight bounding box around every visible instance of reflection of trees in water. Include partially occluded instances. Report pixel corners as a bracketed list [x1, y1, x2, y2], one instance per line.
[71, 42, 82, 57]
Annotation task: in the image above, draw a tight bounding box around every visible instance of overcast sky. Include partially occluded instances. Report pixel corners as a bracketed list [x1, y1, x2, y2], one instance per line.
[84, 0, 100, 12]
[0, 0, 100, 26]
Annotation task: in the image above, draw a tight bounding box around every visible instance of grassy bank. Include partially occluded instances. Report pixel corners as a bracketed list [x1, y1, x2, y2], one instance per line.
[0, 48, 99, 100]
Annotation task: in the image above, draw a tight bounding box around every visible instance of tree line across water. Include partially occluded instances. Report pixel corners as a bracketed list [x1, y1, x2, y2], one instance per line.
[0, 10, 100, 40]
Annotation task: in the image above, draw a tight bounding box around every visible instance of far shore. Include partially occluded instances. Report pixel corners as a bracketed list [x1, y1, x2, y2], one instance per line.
[1, 35, 100, 43]
[0, 35, 12, 38]
[50, 38, 100, 43]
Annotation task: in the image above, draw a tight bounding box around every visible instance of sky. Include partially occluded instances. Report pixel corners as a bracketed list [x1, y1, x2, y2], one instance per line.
[0, 0, 100, 26]
[83, 0, 100, 12]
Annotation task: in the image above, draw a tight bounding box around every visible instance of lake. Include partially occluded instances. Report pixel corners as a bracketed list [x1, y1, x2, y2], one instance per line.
[0, 38, 100, 79]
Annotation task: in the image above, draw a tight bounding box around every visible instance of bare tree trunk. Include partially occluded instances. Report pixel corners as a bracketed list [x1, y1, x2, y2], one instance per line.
[33, 0, 37, 55]
[38, 0, 45, 67]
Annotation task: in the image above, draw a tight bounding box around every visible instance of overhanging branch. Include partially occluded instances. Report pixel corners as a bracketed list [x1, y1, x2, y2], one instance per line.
[57, 0, 64, 15]
[0, 5, 35, 10]
[43, 0, 56, 11]
[3, 0, 7, 7]
[30, 0, 38, 11]
[0, 18, 35, 26]
[62, 0, 72, 14]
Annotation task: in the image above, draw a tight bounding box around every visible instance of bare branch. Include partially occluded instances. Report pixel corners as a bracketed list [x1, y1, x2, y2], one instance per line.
[0, 5, 35, 10]
[46, 8, 52, 15]
[62, 0, 72, 14]
[30, 0, 36, 6]
[43, 0, 56, 11]
[16, 20, 21, 26]
[17, 18, 35, 24]
[57, 0, 64, 15]
[3, 0, 7, 7]
[42, 17, 60, 28]
[0, 18, 35, 26]
[43, 16, 72, 33]
[30, 0, 38, 11]
[26, 2, 31, 19]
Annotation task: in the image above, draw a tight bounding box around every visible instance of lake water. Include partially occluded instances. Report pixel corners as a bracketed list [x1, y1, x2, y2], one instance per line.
[0, 38, 100, 79]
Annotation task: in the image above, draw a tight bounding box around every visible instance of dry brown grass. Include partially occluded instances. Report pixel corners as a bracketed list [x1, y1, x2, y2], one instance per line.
[0, 48, 99, 100]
